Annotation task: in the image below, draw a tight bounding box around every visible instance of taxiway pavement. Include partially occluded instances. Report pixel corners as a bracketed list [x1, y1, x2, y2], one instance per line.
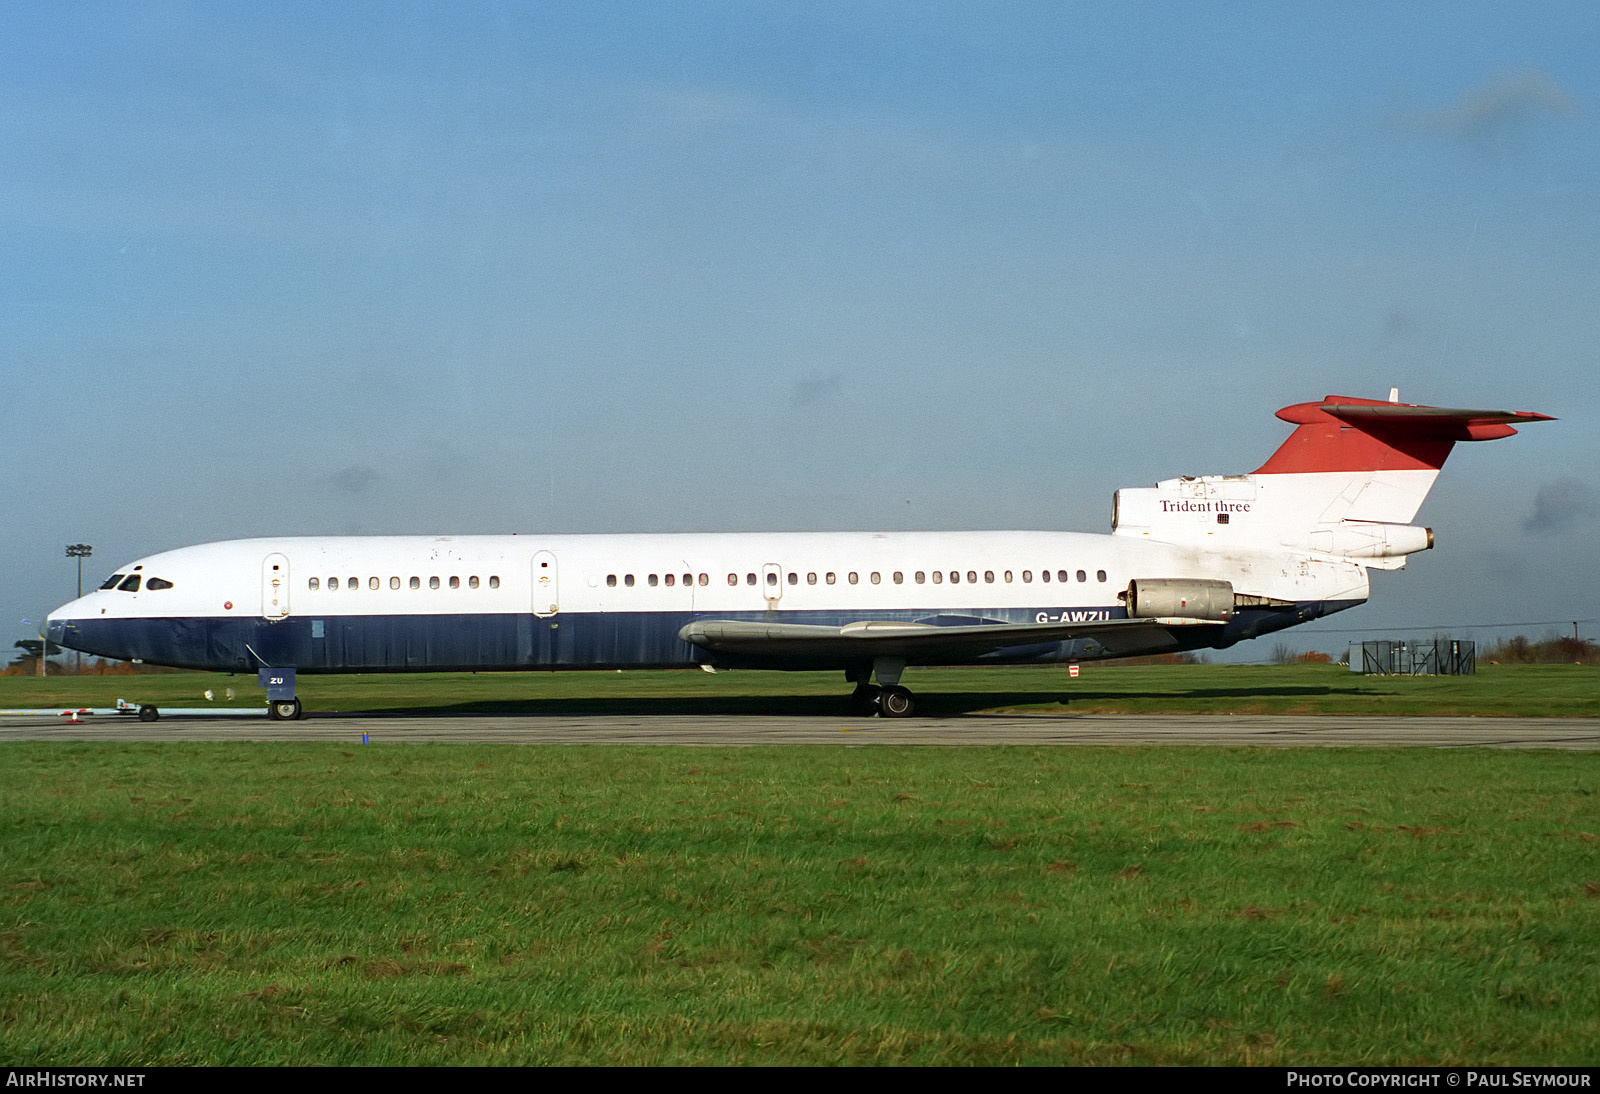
[2, 713, 1597, 748]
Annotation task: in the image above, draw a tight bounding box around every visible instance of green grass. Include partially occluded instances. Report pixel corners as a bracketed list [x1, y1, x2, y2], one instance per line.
[3, 662, 1597, 717]
[1, 744, 1597, 1064]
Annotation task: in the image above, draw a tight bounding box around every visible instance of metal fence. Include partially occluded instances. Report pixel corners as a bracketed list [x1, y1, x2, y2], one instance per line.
[1348, 639, 1475, 675]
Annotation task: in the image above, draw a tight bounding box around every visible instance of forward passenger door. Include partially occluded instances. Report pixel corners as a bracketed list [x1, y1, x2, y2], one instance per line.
[262, 553, 291, 620]
[532, 551, 559, 617]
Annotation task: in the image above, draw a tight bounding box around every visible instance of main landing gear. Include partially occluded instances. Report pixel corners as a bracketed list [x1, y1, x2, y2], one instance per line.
[847, 659, 917, 718]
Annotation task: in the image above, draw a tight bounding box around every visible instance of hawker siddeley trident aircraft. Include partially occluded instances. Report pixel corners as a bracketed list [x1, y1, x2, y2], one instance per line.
[47, 394, 1550, 720]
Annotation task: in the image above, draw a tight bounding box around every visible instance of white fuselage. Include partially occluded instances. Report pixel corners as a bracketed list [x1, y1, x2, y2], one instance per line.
[45, 526, 1370, 676]
[56, 528, 1370, 625]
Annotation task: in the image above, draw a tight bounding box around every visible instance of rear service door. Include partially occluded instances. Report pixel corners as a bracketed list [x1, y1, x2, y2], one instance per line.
[532, 551, 559, 617]
[263, 553, 291, 619]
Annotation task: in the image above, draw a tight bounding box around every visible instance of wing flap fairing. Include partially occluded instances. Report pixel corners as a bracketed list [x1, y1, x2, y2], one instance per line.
[678, 615, 1217, 665]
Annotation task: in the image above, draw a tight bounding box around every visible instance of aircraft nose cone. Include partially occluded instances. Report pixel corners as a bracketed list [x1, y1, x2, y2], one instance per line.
[44, 598, 87, 648]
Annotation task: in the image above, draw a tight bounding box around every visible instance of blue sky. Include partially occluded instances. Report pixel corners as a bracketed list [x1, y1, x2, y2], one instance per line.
[4, 2, 1597, 658]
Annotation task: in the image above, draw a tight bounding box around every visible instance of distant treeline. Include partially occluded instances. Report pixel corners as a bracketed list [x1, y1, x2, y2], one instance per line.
[3, 659, 191, 677]
[1483, 634, 1599, 665]
[5, 641, 190, 676]
[1112, 651, 1210, 666]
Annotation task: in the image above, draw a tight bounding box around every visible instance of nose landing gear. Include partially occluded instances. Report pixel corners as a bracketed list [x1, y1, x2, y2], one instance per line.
[259, 668, 304, 720]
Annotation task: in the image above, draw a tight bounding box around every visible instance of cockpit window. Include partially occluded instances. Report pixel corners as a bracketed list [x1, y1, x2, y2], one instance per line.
[146, 578, 174, 591]
[100, 575, 125, 590]
[117, 574, 142, 592]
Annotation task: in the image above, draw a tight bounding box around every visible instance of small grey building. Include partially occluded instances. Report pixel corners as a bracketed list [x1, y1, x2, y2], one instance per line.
[1349, 639, 1475, 675]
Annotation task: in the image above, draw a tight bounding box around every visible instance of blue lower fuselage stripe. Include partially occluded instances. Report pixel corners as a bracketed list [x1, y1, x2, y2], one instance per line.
[51, 602, 1343, 673]
[56, 607, 1112, 672]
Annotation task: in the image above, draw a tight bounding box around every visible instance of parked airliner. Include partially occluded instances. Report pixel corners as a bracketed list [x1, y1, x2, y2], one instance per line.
[45, 394, 1550, 719]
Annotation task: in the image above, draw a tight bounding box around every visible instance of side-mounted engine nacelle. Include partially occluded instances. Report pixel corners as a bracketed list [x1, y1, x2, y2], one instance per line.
[1124, 578, 1235, 621]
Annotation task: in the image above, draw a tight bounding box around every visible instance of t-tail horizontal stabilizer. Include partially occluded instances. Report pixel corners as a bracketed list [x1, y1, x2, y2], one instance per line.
[1255, 396, 1555, 475]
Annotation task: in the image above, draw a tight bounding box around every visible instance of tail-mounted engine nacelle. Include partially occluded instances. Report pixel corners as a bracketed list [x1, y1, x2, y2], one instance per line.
[1125, 578, 1235, 621]
[1308, 522, 1433, 558]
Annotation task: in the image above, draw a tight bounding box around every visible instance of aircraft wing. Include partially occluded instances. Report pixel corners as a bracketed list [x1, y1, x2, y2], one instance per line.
[678, 615, 1216, 664]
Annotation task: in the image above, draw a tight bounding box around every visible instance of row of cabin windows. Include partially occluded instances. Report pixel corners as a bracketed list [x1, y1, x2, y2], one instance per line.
[308, 575, 500, 591]
[605, 568, 1110, 588]
[606, 573, 709, 588]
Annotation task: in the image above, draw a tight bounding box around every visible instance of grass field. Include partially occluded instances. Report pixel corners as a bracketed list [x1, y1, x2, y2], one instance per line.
[3, 665, 1596, 1064]
[2, 661, 1598, 718]
[1, 743, 1597, 1065]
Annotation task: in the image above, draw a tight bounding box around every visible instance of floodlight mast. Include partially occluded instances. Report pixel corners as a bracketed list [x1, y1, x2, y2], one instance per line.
[66, 544, 93, 598]
[64, 544, 92, 674]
